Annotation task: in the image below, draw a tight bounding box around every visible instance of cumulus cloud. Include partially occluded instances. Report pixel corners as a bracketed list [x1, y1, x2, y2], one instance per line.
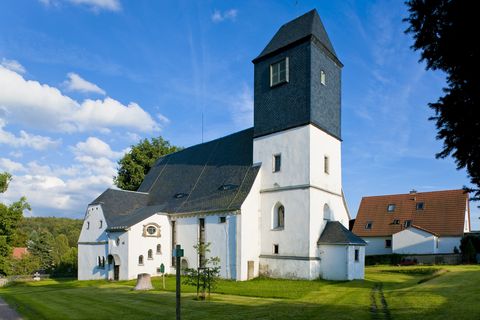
[0, 65, 159, 133]
[211, 9, 238, 23]
[40, 0, 121, 12]
[1, 58, 26, 74]
[0, 158, 25, 173]
[72, 136, 123, 159]
[64, 72, 106, 95]
[0, 119, 61, 150]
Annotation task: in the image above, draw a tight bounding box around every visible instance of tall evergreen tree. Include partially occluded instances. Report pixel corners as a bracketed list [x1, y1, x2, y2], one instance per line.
[405, 0, 480, 200]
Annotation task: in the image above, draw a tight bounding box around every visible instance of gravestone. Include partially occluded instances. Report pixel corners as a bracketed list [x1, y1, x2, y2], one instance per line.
[134, 273, 153, 291]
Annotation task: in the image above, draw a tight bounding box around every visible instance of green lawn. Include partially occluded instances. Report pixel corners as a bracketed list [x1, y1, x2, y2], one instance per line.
[1, 265, 479, 320]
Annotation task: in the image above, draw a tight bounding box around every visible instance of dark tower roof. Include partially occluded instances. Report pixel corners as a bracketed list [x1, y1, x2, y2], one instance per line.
[253, 9, 339, 64]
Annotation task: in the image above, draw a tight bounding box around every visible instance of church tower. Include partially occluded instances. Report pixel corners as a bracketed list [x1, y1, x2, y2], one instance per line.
[252, 9, 350, 279]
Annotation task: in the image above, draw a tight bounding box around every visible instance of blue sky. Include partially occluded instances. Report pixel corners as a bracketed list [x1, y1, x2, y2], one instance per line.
[0, 0, 478, 229]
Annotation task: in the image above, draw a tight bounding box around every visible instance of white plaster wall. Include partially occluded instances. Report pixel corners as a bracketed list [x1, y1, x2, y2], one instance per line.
[259, 189, 310, 258]
[309, 188, 349, 258]
[78, 204, 109, 280]
[346, 246, 365, 280]
[437, 237, 461, 254]
[309, 125, 342, 195]
[259, 257, 316, 279]
[127, 214, 171, 280]
[363, 237, 392, 256]
[238, 173, 261, 280]
[106, 230, 129, 280]
[175, 213, 237, 280]
[318, 245, 348, 280]
[392, 228, 436, 254]
[253, 125, 310, 189]
[464, 199, 470, 232]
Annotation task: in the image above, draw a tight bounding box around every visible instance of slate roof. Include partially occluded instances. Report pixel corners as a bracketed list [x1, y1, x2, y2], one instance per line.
[90, 128, 260, 229]
[317, 221, 367, 245]
[253, 9, 339, 63]
[352, 189, 469, 237]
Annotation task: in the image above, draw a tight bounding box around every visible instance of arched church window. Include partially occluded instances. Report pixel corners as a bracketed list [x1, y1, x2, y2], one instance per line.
[148, 249, 153, 259]
[156, 244, 162, 254]
[138, 255, 144, 265]
[323, 204, 332, 221]
[273, 203, 285, 229]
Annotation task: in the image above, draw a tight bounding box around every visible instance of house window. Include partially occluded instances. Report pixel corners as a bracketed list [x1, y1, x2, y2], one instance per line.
[148, 249, 153, 260]
[273, 154, 281, 172]
[365, 221, 373, 230]
[273, 244, 279, 254]
[270, 57, 289, 86]
[320, 70, 326, 85]
[157, 244, 162, 254]
[219, 216, 226, 223]
[392, 219, 400, 225]
[98, 256, 101, 267]
[354, 249, 359, 262]
[404, 220, 412, 228]
[416, 202, 424, 210]
[387, 204, 396, 212]
[147, 226, 156, 235]
[99, 220, 103, 228]
[138, 255, 144, 265]
[385, 239, 392, 248]
[273, 204, 285, 229]
[87, 221, 90, 230]
[324, 156, 329, 174]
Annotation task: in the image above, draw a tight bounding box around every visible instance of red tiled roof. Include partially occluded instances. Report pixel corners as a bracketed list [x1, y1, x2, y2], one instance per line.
[353, 189, 469, 237]
[12, 247, 28, 259]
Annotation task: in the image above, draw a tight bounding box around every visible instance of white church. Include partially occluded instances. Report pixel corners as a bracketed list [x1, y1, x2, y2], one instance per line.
[78, 9, 366, 282]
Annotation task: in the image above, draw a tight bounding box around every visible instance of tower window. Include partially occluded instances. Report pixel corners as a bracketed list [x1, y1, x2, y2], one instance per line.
[273, 154, 281, 172]
[324, 155, 329, 174]
[387, 204, 395, 212]
[273, 244, 279, 254]
[86, 221, 90, 230]
[99, 220, 103, 228]
[156, 244, 162, 254]
[270, 57, 289, 87]
[273, 204, 285, 229]
[320, 70, 326, 85]
[138, 255, 144, 265]
[148, 249, 153, 260]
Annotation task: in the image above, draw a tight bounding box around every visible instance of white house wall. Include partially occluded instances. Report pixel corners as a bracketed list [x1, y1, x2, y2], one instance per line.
[363, 237, 392, 256]
[127, 214, 171, 280]
[392, 228, 436, 254]
[347, 246, 365, 280]
[238, 172, 261, 280]
[437, 237, 461, 254]
[78, 204, 109, 280]
[318, 245, 347, 280]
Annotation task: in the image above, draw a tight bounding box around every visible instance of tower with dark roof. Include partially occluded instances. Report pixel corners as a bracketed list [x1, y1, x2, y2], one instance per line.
[252, 9, 342, 139]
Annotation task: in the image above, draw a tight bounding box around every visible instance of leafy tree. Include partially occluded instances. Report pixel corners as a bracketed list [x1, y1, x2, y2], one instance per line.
[6, 254, 41, 276]
[0, 172, 12, 193]
[182, 242, 221, 300]
[52, 234, 70, 267]
[405, 0, 480, 200]
[114, 137, 181, 191]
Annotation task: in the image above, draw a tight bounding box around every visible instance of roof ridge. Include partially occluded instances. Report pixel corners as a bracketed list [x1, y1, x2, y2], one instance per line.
[361, 188, 466, 199]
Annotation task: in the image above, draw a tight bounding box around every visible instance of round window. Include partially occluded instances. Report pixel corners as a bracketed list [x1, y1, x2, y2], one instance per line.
[147, 226, 156, 235]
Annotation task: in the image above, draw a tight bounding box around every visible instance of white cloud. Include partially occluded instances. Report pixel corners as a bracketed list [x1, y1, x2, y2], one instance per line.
[1, 58, 26, 74]
[229, 85, 253, 128]
[0, 65, 159, 133]
[0, 119, 61, 150]
[39, 0, 121, 12]
[64, 72, 106, 95]
[0, 158, 25, 173]
[72, 136, 123, 159]
[157, 113, 170, 124]
[211, 9, 238, 23]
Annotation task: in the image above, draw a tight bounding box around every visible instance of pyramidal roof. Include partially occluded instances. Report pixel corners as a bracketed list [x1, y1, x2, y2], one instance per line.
[254, 9, 338, 62]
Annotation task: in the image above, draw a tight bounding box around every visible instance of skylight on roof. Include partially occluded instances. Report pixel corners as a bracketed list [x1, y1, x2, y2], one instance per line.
[387, 204, 396, 212]
[174, 193, 188, 199]
[218, 184, 238, 191]
[416, 202, 424, 210]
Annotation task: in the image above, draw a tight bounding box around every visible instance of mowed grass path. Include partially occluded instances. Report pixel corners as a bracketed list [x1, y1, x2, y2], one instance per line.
[0, 265, 479, 320]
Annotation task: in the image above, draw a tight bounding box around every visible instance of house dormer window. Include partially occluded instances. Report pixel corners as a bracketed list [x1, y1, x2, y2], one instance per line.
[387, 204, 395, 212]
[270, 57, 289, 87]
[404, 220, 412, 228]
[416, 202, 424, 210]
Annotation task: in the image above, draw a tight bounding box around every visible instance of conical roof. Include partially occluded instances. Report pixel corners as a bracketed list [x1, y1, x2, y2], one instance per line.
[254, 9, 338, 62]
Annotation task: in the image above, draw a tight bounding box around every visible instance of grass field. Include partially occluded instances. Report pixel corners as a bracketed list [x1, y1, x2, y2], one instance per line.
[1, 265, 479, 319]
